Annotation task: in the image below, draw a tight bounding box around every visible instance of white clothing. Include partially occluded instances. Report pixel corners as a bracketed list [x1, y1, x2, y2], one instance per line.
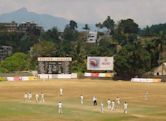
[116, 97, 120, 105]
[35, 94, 39, 102]
[93, 96, 97, 101]
[100, 103, 104, 113]
[58, 102, 62, 108]
[107, 100, 111, 110]
[60, 88, 63, 96]
[111, 101, 115, 111]
[28, 93, 32, 102]
[124, 103, 128, 114]
[58, 102, 63, 114]
[24, 93, 28, 102]
[80, 96, 84, 104]
[41, 93, 45, 103]
[24, 93, 28, 98]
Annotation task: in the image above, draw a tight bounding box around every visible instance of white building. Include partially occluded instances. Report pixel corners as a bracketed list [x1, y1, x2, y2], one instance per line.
[153, 63, 166, 76]
[87, 31, 98, 43]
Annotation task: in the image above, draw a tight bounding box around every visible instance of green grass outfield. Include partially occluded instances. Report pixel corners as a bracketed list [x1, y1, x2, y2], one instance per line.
[0, 79, 166, 121]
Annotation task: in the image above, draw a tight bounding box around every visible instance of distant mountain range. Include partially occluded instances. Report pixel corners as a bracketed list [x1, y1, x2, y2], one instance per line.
[0, 7, 96, 31]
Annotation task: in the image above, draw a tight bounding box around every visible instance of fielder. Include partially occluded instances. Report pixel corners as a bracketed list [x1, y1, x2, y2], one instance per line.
[60, 88, 63, 96]
[58, 101, 63, 114]
[80, 95, 84, 104]
[28, 92, 32, 102]
[124, 102, 128, 114]
[35, 93, 39, 103]
[41, 92, 45, 103]
[111, 100, 115, 111]
[107, 99, 111, 111]
[116, 97, 121, 105]
[24, 92, 28, 102]
[100, 102, 104, 113]
[93, 96, 97, 106]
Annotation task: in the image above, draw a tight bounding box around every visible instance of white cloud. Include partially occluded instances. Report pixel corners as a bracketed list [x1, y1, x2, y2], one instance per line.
[0, 0, 166, 27]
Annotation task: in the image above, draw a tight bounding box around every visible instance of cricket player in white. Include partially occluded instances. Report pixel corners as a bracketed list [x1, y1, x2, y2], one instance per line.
[107, 99, 111, 111]
[111, 100, 115, 111]
[35, 93, 39, 103]
[100, 102, 104, 113]
[93, 96, 97, 106]
[58, 101, 63, 114]
[124, 102, 128, 114]
[116, 97, 121, 105]
[28, 92, 32, 102]
[41, 92, 45, 103]
[80, 95, 84, 104]
[24, 92, 28, 102]
[60, 88, 63, 96]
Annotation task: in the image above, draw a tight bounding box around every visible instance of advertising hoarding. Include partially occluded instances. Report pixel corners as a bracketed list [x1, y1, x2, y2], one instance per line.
[87, 57, 114, 71]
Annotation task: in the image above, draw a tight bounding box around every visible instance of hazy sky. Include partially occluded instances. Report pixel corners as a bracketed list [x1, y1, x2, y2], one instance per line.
[0, 0, 166, 27]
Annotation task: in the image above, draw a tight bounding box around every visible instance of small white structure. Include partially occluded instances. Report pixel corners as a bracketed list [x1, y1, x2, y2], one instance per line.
[87, 31, 97, 43]
[153, 62, 166, 76]
[131, 78, 161, 83]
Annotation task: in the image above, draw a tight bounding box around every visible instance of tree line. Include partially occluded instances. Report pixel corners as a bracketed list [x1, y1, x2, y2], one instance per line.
[0, 16, 166, 79]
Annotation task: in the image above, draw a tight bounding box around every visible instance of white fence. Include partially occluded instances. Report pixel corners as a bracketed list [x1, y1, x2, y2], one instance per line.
[84, 72, 113, 78]
[0, 76, 38, 81]
[38, 73, 78, 79]
[131, 78, 161, 83]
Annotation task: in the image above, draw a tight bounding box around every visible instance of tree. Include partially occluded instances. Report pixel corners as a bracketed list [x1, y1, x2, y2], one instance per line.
[102, 16, 115, 34]
[19, 34, 39, 52]
[144, 37, 165, 68]
[141, 26, 152, 36]
[69, 20, 78, 30]
[95, 22, 103, 30]
[0, 32, 23, 52]
[31, 40, 56, 58]
[83, 24, 90, 31]
[0, 31, 40, 53]
[63, 25, 78, 41]
[56, 41, 74, 56]
[115, 42, 151, 79]
[98, 36, 117, 56]
[71, 41, 86, 73]
[26, 26, 42, 36]
[118, 19, 139, 34]
[0, 52, 29, 72]
[41, 27, 60, 43]
[0, 25, 7, 32]
[115, 19, 139, 45]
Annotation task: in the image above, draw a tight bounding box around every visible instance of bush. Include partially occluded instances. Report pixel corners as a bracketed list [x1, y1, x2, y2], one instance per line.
[0, 77, 6, 82]
[0, 52, 29, 72]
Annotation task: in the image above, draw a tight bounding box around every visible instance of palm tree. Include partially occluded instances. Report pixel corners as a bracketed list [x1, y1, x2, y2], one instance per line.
[69, 20, 77, 30]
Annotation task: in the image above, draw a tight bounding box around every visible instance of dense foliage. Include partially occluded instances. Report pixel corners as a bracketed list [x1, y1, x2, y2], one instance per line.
[0, 52, 29, 73]
[0, 17, 166, 79]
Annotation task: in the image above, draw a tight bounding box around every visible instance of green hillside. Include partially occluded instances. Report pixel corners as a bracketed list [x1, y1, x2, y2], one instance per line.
[0, 17, 166, 79]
